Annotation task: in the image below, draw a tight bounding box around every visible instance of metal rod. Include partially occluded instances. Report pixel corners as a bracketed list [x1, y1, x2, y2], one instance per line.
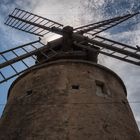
[19, 14, 34, 29]
[12, 25, 44, 36]
[15, 8, 63, 26]
[74, 42, 140, 66]
[1, 54, 19, 74]
[74, 15, 122, 30]
[0, 38, 63, 84]
[18, 15, 35, 29]
[76, 12, 139, 35]
[23, 17, 40, 30]
[21, 47, 39, 62]
[73, 34, 140, 59]
[12, 12, 28, 27]
[36, 23, 55, 34]
[0, 40, 40, 54]
[100, 51, 140, 66]
[12, 50, 29, 68]
[8, 10, 24, 26]
[8, 15, 63, 36]
[0, 58, 46, 84]
[85, 15, 131, 33]
[6, 9, 19, 25]
[26, 18, 45, 33]
[96, 36, 138, 51]
[0, 71, 6, 80]
[5, 8, 17, 24]
[31, 45, 49, 59]
[91, 15, 134, 35]
[9, 11, 24, 27]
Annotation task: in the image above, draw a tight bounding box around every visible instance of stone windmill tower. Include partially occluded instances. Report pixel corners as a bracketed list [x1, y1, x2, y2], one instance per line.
[0, 8, 140, 140]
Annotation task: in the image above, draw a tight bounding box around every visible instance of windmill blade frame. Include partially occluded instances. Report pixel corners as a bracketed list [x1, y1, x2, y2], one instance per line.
[74, 12, 140, 37]
[5, 8, 63, 36]
[2, 8, 140, 84]
[0, 39, 62, 84]
[73, 34, 140, 66]
[74, 42, 140, 66]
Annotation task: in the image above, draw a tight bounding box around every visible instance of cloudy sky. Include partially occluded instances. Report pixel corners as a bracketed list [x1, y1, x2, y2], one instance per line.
[0, 0, 140, 129]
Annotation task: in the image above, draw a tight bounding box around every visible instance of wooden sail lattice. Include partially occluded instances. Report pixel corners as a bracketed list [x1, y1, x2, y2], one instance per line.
[0, 8, 139, 84]
[74, 12, 140, 37]
[74, 35, 140, 66]
[0, 39, 58, 84]
[5, 8, 63, 37]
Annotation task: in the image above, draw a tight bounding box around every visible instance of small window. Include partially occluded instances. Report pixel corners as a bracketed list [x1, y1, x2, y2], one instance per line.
[26, 89, 33, 96]
[95, 80, 110, 97]
[72, 85, 79, 90]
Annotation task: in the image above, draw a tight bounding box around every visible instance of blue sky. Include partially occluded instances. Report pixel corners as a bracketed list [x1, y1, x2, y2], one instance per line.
[0, 0, 140, 129]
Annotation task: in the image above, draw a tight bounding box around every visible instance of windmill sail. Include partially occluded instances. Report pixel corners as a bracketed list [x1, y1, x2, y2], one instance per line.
[73, 35, 140, 66]
[74, 12, 140, 37]
[5, 8, 63, 36]
[0, 39, 59, 84]
[2, 8, 140, 84]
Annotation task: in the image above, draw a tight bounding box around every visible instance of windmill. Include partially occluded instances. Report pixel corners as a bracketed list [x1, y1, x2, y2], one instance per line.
[0, 8, 140, 139]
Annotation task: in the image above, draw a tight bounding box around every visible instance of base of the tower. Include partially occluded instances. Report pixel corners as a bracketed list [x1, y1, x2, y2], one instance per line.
[0, 59, 139, 140]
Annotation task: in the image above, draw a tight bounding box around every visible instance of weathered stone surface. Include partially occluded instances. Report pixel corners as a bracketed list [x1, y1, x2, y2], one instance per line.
[0, 60, 139, 140]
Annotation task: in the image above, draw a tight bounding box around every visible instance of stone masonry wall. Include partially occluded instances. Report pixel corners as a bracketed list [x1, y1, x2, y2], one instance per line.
[0, 60, 139, 140]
